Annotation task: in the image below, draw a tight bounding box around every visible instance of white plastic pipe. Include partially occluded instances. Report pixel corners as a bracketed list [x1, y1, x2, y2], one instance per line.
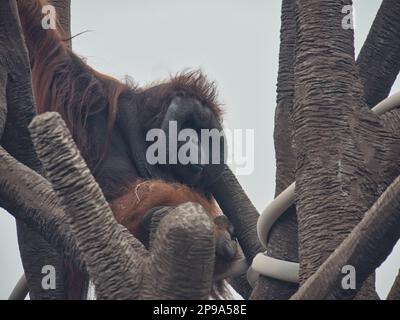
[371, 91, 400, 115]
[257, 182, 296, 249]
[247, 253, 299, 287]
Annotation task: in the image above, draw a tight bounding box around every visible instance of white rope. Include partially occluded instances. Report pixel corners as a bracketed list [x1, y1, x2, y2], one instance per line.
[248, 91, 400, 286]
[247, 253, 299, 286]
[371, 91, 400, 115]
[257, 182, 296, 249]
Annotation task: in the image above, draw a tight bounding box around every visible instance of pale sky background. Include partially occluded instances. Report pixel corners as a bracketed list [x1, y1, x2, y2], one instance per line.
[0, 0, 399, 299]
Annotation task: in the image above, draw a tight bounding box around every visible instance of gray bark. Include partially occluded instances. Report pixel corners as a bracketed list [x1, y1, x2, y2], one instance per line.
[387, 269, 400, 300]
[29, 112, 149, 300]
[0, 146, 84, 270]
[291, 173, 400, 299]
[28, 112, 216, 299]
[210, 166, 262, 265]
[139, 203, 215, 300]
[8, 274, 29, 300]
[0, 73, 5, 138]
[210, 166, 262, 298]
[0, 0, 67, 299]
[251, 0, 299, 300]
[357, 0, 400, 108]
[292, 0, 397, 299]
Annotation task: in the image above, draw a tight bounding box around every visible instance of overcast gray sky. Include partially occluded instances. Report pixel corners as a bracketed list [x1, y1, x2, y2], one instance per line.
[0, 0, 399, 299]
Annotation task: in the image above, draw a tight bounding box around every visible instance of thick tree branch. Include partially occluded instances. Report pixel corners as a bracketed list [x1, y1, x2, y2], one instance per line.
[0, 0, 68, 299]
[29, 112, 216, 300]
[357, 0, 400, 107]
[29, 112, 149, 300]
[292, 0, 395, 299]
[291, 173, 400, 300]
[2, 128, 218, 300]
[0, 73, 6, 138]
[140, 203, 215, 299]
[0, 146, 83, 268]
[210, 166, 262, 298]
[0, 0, 41, 170]
[274, 0, 297, 192]
[251, 0, 299, 300]
[211, 166, 262, 265]
[387, 269, 400, 300]
[8, 274, 29, 300]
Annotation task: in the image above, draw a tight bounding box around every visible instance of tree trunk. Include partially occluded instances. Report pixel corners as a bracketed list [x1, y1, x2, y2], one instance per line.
[293, 0, 397, 299]
[251, 0, 299, 300]
[30, 112, 148, 299]
[387, 269, 400, 300]
[291, 173, 400, 299]
[0, 0, 67, 300]
[0, 146, 84, 271]
[357, 0, 400, 108]
[210, 166, 262, 299]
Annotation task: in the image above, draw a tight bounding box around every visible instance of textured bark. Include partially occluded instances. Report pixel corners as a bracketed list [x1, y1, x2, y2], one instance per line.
[291, 173, 400, 299]
[357, 0, 400, 108]
[228, 274, 253, 299]
[8, 274, 29, 300]
[30, 112, 149, 300]
[1, 138, 217, 300]
[210, 166, 262, 298]
[140, 203, 215, 300]
[29, 112, 216, 300]
[387, 269, 400, 300]
[274, 0, 297, 192]
[0, 0, 41, 171]
[211, 166, 262, 265]
[0, 147, 83, 270]
[0, 72, 6, 138]
[380, 110, 400, 138]
[251, 0, 299, 300]
[48, 0, 71, 48]
[293, 0, 398, 299]
[0, 0, 66, 299]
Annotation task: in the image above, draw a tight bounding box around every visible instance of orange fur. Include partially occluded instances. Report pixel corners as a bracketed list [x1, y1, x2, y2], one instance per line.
[17, 0, 129, 165]
[109, 179, 238, 299]
[110, 180, 221, 238]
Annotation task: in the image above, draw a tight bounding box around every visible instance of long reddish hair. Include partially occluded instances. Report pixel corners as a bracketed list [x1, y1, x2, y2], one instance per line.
[17, 0, 223, 170]
[17, 0, 130, 163]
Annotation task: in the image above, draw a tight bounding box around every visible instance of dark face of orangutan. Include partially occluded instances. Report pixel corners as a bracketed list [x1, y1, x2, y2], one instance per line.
[159, 95, 227, 188]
